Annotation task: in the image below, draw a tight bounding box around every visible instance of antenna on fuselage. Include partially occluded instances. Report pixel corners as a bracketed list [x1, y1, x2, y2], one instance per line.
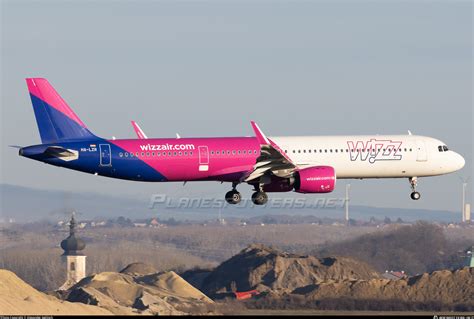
[176, 133, 181, 139]
[407, 130, 412, 135]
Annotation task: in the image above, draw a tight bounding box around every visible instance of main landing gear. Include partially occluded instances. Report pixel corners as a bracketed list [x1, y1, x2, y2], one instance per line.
[409, 177, 421, 200]
[225, 182, 242, 204]
[251, 183, 268, 205]
[251, 191, 268, 205]
[224, 183, 268, 205]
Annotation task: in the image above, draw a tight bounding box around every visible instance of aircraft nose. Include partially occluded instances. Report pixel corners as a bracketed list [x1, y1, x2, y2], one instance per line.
[453, 152, 465, 171]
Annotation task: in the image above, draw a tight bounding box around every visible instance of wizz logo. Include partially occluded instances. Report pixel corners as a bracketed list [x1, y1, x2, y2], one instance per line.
[347, 139, 402, 164]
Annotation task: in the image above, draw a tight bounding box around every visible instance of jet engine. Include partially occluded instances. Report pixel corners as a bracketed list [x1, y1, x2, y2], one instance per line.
[294, 166, 336, 193]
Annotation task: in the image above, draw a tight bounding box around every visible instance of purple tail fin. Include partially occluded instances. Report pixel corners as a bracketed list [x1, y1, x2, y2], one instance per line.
[26, 78, 97, 143]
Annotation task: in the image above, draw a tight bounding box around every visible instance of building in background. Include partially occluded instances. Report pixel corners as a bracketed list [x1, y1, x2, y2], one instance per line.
[58, 213, 87, 290]
[466, 246, 474, 268]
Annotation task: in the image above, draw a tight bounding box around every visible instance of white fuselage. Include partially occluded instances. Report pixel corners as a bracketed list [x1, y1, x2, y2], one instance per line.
[272, 135, 465, 179]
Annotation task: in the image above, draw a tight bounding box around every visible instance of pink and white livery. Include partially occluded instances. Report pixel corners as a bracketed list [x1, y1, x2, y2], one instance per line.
[18, 78, 465, 204]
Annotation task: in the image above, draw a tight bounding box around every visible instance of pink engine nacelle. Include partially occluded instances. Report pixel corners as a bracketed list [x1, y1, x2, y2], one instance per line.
[294, 166, 336, 193]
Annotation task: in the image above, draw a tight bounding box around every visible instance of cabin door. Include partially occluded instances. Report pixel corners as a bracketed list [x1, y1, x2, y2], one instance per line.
[198, 146, 209, 171]
[416, 139, 428, 162]
[99, 144, 112, 166]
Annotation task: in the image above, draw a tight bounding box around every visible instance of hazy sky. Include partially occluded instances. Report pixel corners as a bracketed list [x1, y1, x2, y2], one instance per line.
[1, 1, 472, 213]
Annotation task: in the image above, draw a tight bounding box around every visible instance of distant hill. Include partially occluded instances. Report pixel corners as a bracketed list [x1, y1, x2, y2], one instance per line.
[0, 183, 460, 223]
[0, 184, 149, 222]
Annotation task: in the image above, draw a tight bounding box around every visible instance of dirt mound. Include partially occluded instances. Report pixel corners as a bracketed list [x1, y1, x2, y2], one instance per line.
[289, 267, 473, 306]
[0, 269, 112, 315]
[197, 244, 379, 296]
[67, 265, 214, 315]
[120, 262, 157, 276]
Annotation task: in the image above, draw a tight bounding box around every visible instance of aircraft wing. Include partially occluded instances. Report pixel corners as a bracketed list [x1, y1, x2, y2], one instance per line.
[131, 120, 148, 139]
[243, 121, 298, 183]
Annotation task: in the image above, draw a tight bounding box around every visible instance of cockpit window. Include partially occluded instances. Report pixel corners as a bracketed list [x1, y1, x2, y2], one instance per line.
[438, 146, 443, 152]
[443, 145, 448, 151]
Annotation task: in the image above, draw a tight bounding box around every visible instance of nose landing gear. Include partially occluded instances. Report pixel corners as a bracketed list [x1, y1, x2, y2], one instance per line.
[409, 177, 421, 200]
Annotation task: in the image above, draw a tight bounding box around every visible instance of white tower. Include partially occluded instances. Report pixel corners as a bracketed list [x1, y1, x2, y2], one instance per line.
[59, 214, 86, 290]
[345, 184, 350, 224]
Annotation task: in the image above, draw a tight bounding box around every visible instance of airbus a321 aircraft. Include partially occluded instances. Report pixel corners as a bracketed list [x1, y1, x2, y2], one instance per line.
[18, 78, 465, 205]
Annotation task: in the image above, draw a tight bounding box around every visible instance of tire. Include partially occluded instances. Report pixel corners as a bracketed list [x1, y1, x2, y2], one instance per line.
[225, 190, 241, 204]
[410, 191, 421, 200]
[251, 191, 268, 205]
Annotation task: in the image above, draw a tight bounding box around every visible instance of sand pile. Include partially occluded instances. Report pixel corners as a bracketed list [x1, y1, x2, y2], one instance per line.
[0, 269, 112, 315]
[285, 267, 473, 306]
[120, 262, 157, 276]
[188, 244, 379, 296]
[67, 264, 214, 315]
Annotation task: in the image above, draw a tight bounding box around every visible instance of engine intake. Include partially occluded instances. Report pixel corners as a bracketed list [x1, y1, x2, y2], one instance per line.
[294, 166, 336, 193]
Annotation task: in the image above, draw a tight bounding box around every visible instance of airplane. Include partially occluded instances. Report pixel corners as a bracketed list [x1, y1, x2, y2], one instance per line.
[18, 78, 465, 205]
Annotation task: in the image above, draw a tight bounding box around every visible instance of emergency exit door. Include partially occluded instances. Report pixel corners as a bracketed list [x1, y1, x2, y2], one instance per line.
[99, 144, 112, 166]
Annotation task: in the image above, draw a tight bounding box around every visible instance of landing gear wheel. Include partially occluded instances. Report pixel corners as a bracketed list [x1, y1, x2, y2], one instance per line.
[225, 190, 241, 204]
[410, 191, 421, 200]
[408, 177, 420, 201]
[251, 191, 268, 205]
